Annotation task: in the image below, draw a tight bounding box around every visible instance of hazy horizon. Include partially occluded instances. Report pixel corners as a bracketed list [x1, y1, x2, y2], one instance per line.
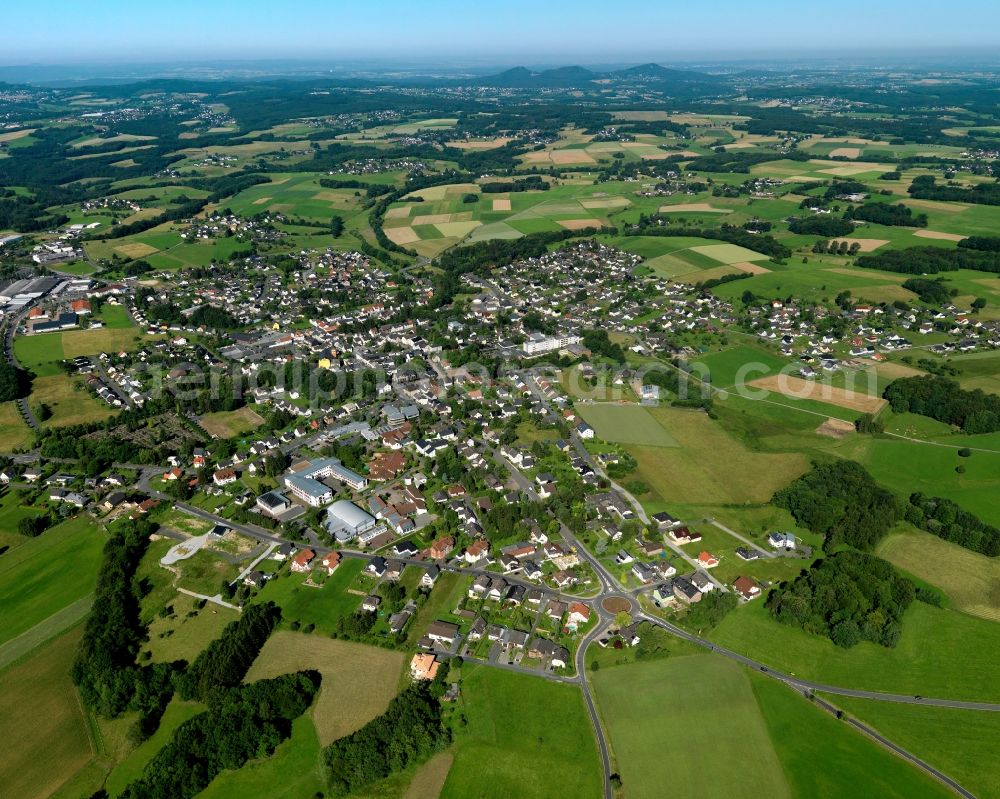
[5, 0, 1000, 69]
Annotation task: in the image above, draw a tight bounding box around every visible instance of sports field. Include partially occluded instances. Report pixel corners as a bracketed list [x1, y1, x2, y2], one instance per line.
[877, 529, 1000, 621]
[245, 631, 406, 745]
[576, 403, 679, 446]
[199, 405, 264, 438]
[442, 664, 602, 799]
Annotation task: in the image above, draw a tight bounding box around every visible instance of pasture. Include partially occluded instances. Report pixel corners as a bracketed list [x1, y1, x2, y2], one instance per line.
[576, 403, 679, 447]
[710, 598, 1000, 702]
[593, 655, 790, 798]
[144, 592, 240, 663]
[442, 664, 602, 799]
[877, 529, 1000, 621]
[245, 631, 406, 745]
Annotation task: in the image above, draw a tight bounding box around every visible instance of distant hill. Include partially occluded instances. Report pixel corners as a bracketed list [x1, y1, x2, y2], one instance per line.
[486, 65, 598, 88]
[481, 63, 728, 91]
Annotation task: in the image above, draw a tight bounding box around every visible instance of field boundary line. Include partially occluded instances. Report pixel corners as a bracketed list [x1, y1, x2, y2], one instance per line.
[0, 593, 94, 670]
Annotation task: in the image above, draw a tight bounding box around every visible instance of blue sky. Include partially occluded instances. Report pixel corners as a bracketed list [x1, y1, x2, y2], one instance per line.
[4, 0, 1000, 65]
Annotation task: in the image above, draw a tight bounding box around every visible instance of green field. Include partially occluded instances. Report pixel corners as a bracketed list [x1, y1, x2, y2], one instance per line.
[710, 598, 1000, 701]
[576, 403, 679, 447]
[0, 626, 94, 799]
[0, 515, 105, 647]
[594, 654, 790, 798]
[14, 332, 64, 372]
[442, 664, 603, 799]
[95, 304, 134, 329]
[750, 676, 953, 798]
[593, 654, 951, 798]
[251, 557, 366, 634]
[691, 344, 793, 389]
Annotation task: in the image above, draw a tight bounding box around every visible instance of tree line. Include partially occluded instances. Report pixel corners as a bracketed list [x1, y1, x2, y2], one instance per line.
[72, 518, 178, 738]
[177, 601, 282, 702]
[856, 245, 1000, 275]
[908, 175, 1000, 206]
[625, 218, 791, 260]
[883, 375, 1000, 434]
[118, 671, 320, 799]
[323, 683, 450, 796]
[905, 493, 1000, 556]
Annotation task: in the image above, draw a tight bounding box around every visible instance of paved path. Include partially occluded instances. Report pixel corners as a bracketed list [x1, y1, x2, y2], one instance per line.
[177, 587, 240, 611]
[230, 542, 278, 586]
[706, 518, 773, 558]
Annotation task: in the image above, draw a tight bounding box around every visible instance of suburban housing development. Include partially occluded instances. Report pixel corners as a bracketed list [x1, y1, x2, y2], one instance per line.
[1, 10, 1000, 799]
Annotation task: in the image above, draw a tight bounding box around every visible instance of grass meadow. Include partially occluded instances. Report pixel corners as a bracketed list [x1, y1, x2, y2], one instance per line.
[0, 626, 94, 799]
[0, 515, 105, 647]
[594, 654, 790, 798]
[710, 598, 1000, 702]
[877, 529, 1000, 621]
[832, 696, 1000, 799]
